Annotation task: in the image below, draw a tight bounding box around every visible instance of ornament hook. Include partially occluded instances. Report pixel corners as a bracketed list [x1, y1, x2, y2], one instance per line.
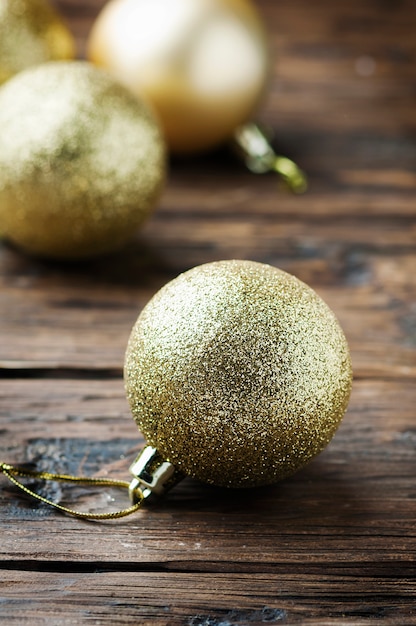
[0, 461, 144, 520]
[233, 123, 307, 194]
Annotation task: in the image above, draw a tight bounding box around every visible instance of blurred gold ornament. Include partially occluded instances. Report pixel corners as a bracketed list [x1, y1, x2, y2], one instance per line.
[125, 260, 352, 490]
[0, 0, 75, 85]
[87, 0, 307, 192]
[0, 61, 166, 259]
[88, 0, 269, 155]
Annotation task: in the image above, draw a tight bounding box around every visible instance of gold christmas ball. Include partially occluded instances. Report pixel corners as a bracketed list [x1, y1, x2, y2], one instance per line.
[0, 61, 166, 259]
[88, 0, 270, 154]
[125, 260, 353, 488]
[0, 0, 75, 85]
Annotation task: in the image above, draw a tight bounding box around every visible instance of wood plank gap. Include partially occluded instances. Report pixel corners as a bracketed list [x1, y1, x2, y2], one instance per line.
[0, 368, 122, 380]
[1, 560, 415, 578]
[0, 561, 169, 575]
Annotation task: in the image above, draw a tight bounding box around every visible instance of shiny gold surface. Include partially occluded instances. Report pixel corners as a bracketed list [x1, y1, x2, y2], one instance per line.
[124, 260, 353, 488]
[0, 0, 75, 85]
[88, 0, 270, 154]
[0, 61, 166, 259]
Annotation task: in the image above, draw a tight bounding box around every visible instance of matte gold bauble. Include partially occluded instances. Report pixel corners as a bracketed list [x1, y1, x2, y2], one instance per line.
[125, 260, 352, 489]
[0, 61, 166, 259]
[88, 0, 270, 154]
[0, 0, 75, 85]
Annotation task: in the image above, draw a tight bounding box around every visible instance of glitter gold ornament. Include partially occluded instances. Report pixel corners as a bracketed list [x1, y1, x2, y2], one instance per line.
[0, 0, 75, 85]
[125, 260, 353, 490]
[87, 0, 270, 155]
[0, 61, 166, 259]
[1, 260, 352, 517]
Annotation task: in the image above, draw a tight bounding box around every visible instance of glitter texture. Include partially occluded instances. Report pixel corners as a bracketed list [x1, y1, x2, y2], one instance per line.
[0, 0, 75, 85]
[124, 260, 353, 488]
[0, 61, 166, 259]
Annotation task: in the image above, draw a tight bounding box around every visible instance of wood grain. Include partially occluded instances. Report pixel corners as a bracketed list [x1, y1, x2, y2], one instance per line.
[1, 571, 415, 625]
[1, 0, 415, 623]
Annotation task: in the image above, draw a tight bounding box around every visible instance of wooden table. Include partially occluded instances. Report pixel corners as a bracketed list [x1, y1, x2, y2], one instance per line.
[1, 0, 415, 623]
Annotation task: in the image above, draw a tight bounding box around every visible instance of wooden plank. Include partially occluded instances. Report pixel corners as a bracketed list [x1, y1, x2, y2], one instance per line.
[1, 251, 415, 377]
[0, 570, 415, 625]
[0, 379, 415, 567]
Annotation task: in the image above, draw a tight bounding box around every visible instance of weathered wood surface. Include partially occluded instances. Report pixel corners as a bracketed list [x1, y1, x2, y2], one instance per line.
[1, 0, 415, 623]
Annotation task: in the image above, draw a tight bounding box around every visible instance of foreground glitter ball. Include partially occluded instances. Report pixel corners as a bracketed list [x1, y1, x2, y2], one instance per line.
[0, 61, 166, 259]
[124, 260, 353, 488]
[0, 0, 75, 85]
[88, 0, 270, 154]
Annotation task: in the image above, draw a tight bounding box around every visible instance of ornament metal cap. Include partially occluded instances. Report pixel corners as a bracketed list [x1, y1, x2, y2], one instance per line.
[129, 446, 185, 502]
[233, 124, 307, 193]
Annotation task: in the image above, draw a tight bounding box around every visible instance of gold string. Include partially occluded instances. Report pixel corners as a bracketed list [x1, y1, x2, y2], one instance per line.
[0, 462, 143, 520]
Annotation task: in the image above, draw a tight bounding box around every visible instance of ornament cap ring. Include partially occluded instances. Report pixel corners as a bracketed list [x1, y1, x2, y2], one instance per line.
[129, 446, 185, 502]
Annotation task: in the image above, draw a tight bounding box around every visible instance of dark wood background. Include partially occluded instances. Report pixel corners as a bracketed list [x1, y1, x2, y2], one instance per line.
[1, 0, 415, 623]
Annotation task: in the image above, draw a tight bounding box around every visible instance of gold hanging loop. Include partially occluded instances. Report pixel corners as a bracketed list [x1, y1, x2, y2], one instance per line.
[0, 462, 144, 520]
[233, 123, 308, 194]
